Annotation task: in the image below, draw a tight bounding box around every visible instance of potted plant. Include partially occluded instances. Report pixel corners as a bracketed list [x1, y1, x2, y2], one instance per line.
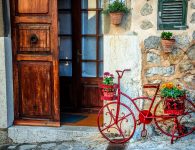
[161, 31, 175, 53]
[160, 82, 186, 115]
[103, 0, 129, 25]
[99, 72, 117, 99]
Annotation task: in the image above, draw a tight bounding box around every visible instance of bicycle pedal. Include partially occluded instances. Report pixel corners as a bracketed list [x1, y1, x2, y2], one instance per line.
[141, 129, 147, 137]
[136, 120, 141, 125]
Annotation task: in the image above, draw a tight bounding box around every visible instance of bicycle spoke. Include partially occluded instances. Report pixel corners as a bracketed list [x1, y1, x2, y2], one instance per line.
[116, 123, 125, 139]
[101, 122, 116, 132]
[106, 105, 116, 122]
[97, 102, 136, 144]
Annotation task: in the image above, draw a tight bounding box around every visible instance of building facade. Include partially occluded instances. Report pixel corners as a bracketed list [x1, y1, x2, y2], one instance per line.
[0, 0, 195, 144]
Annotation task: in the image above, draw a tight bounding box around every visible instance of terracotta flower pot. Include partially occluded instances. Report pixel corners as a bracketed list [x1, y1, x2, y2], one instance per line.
[161, 39, 175, 53]
[109, 12, 124, 25]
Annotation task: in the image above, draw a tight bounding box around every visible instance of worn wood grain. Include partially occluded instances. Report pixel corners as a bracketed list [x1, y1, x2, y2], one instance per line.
[18, 0, 49, 14]
[10, 0, 60, 126]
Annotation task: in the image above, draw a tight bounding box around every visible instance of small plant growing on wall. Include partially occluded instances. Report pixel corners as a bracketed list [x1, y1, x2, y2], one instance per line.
[161, 31, 175, 53]
[103, 0, 129, 25]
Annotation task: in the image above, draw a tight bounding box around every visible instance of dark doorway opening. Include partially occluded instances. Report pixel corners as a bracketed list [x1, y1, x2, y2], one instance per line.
[58, 0, 103, 126]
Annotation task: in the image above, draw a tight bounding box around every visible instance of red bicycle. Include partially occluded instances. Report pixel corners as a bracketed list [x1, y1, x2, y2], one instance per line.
[97, 69, 195, 144]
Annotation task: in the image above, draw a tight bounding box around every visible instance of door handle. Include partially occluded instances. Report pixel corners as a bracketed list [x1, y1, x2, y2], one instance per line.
[77, 50, 82, 56]
[77, 50, 82, 63]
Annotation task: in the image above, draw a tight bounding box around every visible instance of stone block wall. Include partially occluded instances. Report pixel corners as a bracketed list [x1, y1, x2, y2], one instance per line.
[142, 36, 195, 103]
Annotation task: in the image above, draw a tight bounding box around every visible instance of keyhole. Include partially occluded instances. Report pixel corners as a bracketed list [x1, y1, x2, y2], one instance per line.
[30, 34, 39, 44]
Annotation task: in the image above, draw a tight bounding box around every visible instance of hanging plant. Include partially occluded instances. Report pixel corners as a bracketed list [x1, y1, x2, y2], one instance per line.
[161, 31, 176, 53]
[103, 0, 129, 25]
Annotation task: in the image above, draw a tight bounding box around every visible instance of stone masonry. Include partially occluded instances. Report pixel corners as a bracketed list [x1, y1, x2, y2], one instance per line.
[142, 35, 195, 102]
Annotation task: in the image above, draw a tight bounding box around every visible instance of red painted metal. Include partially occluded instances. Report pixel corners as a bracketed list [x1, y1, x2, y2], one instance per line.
[139, 110, 153, 124]
[97, 102, 136, 144]
[99, 84, 118, 100]
[97, 69, 195, 144]
[163, 96, 185, 115]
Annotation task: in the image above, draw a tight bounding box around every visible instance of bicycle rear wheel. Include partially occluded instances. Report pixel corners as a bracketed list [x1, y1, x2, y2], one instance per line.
[154, 99, 195, 138]
[97, 102, 136, 144]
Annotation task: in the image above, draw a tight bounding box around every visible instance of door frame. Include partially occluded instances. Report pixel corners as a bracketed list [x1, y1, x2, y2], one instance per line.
[59, 0, 103, 113]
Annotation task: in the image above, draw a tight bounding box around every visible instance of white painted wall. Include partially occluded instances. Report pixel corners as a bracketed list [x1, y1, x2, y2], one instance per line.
[103, 35, 142, 131]
[0, 37, 14, 128]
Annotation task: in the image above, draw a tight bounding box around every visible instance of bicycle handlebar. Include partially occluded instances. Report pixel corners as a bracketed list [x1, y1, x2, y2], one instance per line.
[116, 69, 131, 78]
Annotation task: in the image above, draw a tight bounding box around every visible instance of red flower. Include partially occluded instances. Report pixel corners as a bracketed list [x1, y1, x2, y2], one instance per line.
[104, 72, 110, 76]
[110, 74, 114, 78]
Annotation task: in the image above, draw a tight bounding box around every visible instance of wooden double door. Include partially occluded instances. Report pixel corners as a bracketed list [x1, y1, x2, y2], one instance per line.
[11, 0, 103, 126]
[58, 0, 103, 113]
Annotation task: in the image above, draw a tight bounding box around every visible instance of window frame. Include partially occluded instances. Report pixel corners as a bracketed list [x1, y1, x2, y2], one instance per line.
[157, 0, 188, 30]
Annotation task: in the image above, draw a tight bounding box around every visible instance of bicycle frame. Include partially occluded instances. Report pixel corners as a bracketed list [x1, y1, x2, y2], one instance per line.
[98, 69, 195, 144]
[115, 69, 162, 123]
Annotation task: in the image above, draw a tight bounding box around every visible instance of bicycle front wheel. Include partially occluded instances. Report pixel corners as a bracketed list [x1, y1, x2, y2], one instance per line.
[154, 99, 195, 138]
[97, 102, 136, 144]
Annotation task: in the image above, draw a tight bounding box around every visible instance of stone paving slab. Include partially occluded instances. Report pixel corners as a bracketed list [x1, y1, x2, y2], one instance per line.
[0, 133, 195, 150]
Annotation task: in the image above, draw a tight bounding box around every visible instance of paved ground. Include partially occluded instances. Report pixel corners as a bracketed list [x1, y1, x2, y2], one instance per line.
[0, 133, 194, 150]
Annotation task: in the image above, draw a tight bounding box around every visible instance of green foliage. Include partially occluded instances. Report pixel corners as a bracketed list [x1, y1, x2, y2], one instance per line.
[103, 0, 129, 14]
[160, 83, 186, 99]
[160, 87, 185, 99]
[103, 72, 114, 85]
[161, 31, 173, 40]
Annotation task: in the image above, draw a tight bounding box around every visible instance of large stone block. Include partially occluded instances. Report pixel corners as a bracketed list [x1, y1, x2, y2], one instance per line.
[183, 74, 195, 88]
[179, 61, 193, 72]
[191, 12, 195, 23]
[140, 20, 153, 30]
[193, 31, 195, 40]
[144, 36, 160, 50]
[147, 52, 160, 64]
[146, 66, 175, 77]
[174, 33, 190, 49]
[192, 1, 195, 9]
[140, 3, 153, 16]
[187, 45, 195, 60]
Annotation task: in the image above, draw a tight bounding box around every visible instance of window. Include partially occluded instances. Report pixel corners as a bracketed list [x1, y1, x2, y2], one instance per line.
[158, 0, 188, 30]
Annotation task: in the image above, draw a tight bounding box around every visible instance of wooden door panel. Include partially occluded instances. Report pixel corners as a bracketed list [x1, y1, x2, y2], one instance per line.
[18, 0, 49, 14]
[18, 24, 50, 52]
[11, 0, 59, 126]
[82, 85, 101, 107]
[19, 62, 52, 117]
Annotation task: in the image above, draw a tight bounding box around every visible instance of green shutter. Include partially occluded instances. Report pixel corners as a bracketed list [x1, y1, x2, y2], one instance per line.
[158, 0, 187, 30]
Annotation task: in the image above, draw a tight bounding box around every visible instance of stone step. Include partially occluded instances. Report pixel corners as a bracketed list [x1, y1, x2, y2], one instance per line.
[8, 125, 99, 143]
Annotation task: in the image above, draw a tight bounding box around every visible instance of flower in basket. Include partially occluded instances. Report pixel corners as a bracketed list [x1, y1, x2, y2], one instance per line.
[160, 82, 187, 115]
[160, 82, 186, 99]
[101, 72, 116, 98]
[103, 72, 114, 86]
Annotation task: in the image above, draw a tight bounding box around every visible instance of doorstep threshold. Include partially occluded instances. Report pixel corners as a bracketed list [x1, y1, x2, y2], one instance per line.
[8, 125, 99, 143]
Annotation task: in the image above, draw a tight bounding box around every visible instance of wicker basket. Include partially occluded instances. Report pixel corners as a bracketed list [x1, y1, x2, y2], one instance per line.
[109, 12, 124, 25]
[99, 84, 118, 100]
[163, 96, 185, 115]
